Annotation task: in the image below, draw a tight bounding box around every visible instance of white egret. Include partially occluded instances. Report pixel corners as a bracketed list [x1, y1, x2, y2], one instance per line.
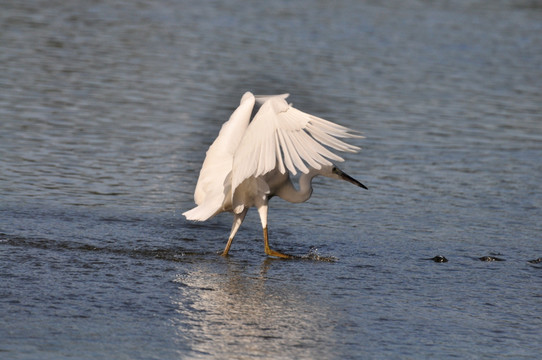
[183, 92, 367, 258]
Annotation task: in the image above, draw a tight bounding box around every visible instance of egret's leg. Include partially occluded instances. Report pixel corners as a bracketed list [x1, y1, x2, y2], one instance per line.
[257, 205, 292, 259]
[222, 210, 247, 256]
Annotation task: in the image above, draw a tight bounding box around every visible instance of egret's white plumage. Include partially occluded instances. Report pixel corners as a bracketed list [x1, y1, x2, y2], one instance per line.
[183, 92, 366, 258]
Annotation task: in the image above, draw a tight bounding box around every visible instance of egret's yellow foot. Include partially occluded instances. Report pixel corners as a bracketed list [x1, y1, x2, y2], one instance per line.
[265, 247, 293, 259]
[263, 227, 292, 259]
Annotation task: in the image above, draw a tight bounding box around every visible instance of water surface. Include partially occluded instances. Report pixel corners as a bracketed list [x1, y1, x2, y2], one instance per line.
[1, 0, 542, 359]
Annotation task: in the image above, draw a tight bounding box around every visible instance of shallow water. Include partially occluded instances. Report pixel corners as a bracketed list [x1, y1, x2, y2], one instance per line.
[1, 0, 542, 358]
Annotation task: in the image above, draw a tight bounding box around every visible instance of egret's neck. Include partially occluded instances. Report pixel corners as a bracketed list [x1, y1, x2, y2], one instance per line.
[276, 170, 319, 203]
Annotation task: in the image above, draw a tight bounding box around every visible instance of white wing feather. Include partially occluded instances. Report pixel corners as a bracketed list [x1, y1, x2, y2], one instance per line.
[254, 93, 289, 105]
[231, 95, 361, 197]
[183, 92, 255, 220]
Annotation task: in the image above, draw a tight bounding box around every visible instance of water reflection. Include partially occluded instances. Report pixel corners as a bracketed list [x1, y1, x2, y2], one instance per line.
[172, 259, 337, 359]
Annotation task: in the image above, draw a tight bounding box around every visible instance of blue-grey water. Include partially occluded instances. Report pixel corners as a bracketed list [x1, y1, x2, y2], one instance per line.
[1, 0, 542, 358]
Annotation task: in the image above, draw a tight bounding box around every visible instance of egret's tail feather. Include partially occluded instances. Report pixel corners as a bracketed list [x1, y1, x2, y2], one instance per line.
[183, 202, 220, 222]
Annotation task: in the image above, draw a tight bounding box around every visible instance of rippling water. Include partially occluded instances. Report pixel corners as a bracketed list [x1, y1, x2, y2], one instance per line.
[1, 0, 542, 358]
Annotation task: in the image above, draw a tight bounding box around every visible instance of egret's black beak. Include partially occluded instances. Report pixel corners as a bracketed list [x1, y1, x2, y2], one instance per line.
[332, 167, 368, 190]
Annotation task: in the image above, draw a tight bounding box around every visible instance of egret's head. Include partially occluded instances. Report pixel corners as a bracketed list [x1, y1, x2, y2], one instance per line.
[321, 165, 368, 189]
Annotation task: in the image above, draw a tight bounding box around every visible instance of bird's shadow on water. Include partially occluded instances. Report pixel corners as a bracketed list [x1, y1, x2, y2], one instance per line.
[7, 233, 542, 271]
[134, 240, 340, 264]
[1, 233, 338, 265]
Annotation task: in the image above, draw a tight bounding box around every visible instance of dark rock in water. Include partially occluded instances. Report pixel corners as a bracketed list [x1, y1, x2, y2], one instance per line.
[479, 256, 505, 262]
[528, 258, 542, 264]
[428, 255, 448, 263]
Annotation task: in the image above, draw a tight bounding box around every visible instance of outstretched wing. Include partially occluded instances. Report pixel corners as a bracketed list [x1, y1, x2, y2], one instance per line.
[183, 92, 255, 221]
[231, 95, 362, 197]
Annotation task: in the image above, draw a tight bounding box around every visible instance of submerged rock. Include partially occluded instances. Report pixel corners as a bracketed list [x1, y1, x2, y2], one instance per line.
[478, 256, 505, 262]
[427, 255, 448, 263]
